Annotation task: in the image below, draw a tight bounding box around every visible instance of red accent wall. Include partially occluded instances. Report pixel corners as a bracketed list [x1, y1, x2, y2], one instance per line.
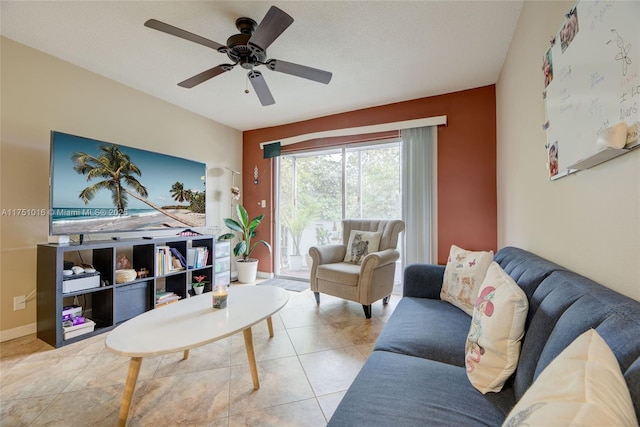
[243, 85, 497, 270]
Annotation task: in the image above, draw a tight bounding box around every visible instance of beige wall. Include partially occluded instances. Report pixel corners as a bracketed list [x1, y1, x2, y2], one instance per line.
[0, 37, 242, 338]
[496, 1, 640, 300]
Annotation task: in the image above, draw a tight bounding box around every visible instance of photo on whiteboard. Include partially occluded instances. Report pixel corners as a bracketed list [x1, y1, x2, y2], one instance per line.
[543, 48, 554, 88]
[548, 141, 559, 178]
[560, 7, 579, 53]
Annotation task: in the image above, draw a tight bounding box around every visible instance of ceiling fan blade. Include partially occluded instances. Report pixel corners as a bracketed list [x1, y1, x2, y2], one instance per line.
[178, 65, 232, 88]
[248, 6, 294, 53]
[145, 19, 226, 51]
[266, 59, 332, 84]
[248, 70, 275, 106]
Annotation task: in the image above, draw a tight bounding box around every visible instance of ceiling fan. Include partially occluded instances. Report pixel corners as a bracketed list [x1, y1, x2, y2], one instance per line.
[144, 6, 332, 106]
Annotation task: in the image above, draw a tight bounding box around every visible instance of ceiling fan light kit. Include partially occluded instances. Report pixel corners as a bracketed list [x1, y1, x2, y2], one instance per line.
[144, 5, 332, 106]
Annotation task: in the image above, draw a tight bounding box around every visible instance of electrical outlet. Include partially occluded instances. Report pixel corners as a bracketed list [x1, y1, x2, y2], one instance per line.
[13, 296, 26, 311]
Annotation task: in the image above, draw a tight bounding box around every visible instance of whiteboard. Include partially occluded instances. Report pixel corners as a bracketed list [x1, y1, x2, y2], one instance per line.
[543, 0, 640, 179]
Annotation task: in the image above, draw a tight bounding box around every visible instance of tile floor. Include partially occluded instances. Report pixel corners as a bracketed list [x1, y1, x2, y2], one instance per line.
[0, 285, 400, 426]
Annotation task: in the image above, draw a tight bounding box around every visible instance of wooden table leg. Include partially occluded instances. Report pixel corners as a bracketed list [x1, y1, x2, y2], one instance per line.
[266, 316, 274, 338]
[242, 327, 260, 390]
[118, 357, 142, 427]
[183, 349, 190, 360]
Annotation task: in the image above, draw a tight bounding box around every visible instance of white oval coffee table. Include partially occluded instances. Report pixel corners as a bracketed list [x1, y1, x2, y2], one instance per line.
[106, 285, 289, 426]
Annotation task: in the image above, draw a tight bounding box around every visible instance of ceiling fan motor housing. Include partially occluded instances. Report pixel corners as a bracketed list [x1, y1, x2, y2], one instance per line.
[225, 17, 266, 69]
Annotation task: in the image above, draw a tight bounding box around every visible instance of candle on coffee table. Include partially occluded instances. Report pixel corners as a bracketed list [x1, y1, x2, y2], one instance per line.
[212, 285, 228, 309]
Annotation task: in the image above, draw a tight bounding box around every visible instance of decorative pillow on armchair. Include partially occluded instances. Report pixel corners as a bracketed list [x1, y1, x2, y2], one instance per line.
[343, 230, 382, 265]
[502, 329, 638, 427]
[465, 261, 528, 394]
[440, 245, 494, 315]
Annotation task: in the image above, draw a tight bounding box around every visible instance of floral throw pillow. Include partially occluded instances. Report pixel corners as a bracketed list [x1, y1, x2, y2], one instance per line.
[465, 262, 528, 394]
[440, 245, 494, 315]
[343, 230, 382, 265]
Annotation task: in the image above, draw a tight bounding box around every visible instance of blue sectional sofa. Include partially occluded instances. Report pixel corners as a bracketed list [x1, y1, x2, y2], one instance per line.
[328, 246, 640, 426]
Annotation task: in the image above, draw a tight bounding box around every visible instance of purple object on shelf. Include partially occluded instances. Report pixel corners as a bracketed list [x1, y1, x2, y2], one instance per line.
[72, 316, 86, 325]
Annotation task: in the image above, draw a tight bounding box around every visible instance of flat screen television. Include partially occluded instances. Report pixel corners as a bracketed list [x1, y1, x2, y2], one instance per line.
[49, 131, 206, 236]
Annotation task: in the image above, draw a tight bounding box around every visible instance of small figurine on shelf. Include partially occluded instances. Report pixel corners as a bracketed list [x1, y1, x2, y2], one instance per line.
[192, 275, 208, 295]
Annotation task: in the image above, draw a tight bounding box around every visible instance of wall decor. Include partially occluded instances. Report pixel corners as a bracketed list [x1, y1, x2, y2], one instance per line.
[542, 0, 639, 180]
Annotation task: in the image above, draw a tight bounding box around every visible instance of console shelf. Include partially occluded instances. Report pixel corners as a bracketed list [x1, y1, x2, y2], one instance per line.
[37, 235, 231, 348]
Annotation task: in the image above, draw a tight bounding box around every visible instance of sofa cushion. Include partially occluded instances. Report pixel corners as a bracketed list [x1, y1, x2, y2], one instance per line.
[503, 329, 638, 427]
[466, 262, 528, 393]
[494, 246, 565, 328]
[441, 245, 494, 315]
[328, 350, 515, 427]
[374, 297, 470, 367]
[513, 270, 640, 412]
[494, 247, 565, 300]
[343, 230, 381, 264]
[625, 357, 640, 420]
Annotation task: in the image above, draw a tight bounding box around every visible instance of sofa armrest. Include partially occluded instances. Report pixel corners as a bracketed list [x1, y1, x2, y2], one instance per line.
[309, 244, 346, 266]
[403, 264, 446, 299]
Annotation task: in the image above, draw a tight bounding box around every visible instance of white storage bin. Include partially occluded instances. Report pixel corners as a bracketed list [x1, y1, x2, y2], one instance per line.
[216, 241, 231, 258]
[63, 319, 95, 340]
[214, 258, 230, 273]
[62, 274, 100, 293]
[214, 272, 230, 286]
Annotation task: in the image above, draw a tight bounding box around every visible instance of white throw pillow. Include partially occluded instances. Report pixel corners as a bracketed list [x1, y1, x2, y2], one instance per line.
[466, 262, 528, 394]
[502, 329, 638, 427]
[440, 245, 494, 315]
[343, 230, 382, 265]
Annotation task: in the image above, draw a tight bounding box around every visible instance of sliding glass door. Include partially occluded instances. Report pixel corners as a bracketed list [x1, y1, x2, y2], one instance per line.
[345, 144, 401, 219]
[276, 142, 401, 279]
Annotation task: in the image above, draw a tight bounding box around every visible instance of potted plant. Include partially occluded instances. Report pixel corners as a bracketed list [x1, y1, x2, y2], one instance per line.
[219, 204, 271, 283]
[282, 205, 316, 271]
[191, 275, 208, 295]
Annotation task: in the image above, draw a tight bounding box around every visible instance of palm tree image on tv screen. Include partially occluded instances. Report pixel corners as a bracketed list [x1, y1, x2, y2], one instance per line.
[50, 131, 206, 235]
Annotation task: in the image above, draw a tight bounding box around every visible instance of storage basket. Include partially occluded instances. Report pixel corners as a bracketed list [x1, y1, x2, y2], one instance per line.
[116, 269, 137, 284]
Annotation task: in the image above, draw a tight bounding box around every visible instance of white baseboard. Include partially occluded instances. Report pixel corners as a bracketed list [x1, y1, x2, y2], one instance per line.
[257, 271, 274, 279]
[1, 323, 36, 342]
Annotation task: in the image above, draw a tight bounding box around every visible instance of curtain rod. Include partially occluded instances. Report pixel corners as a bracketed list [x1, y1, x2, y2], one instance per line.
[259, 115, 447, 149]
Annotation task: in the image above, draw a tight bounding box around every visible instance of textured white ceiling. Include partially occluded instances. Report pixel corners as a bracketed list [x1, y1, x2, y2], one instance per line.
[0, 1, 523, 131]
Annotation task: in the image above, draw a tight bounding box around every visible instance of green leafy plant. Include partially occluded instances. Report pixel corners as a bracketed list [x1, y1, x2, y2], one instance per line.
[282, 204, 317, 256]
[219, 204, 272, 262]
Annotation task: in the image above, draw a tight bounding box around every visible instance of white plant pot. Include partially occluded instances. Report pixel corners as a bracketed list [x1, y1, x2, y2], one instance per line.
[236, 259, 259, 283]
[193, 285, 205, 295]
[289, 255, 303, 271]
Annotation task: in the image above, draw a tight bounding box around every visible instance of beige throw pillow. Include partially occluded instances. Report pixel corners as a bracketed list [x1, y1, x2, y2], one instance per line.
[466, 262, 528, 394]
[343, 230, 382, 265]
[502, 329, 638, 427]
[440, 245, 494, 315]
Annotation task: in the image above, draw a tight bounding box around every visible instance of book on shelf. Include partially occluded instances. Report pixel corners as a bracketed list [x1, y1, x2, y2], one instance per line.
[170, 247, 187, 268]
[156, 246, 186, 275]
[156, 295, 180, 304]
[155, 290, 174, 299]
[155, 291, 180, 305]
[187, 246, 209, 269]
[155, 298, 180, 308]
[156, 246, 169, 276]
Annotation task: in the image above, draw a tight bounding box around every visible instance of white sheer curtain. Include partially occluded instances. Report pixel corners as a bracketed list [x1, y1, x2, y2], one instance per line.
[401, 126, 434, 266]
